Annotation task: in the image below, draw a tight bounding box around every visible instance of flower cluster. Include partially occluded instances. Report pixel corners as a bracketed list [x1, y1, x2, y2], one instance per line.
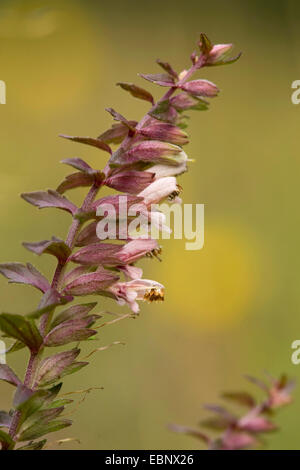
[170, 373, 294, 450]
[0, 34, 240, 450]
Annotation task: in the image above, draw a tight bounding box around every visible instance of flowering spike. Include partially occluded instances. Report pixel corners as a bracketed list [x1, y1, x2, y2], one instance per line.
[116, 82, 154, 104]
[21, 190, 77, 215]
[156, 59, 178, 79]
[56, 172, 104, 194]
[0, 262, 50, 293]
[198, 32, 213, 56]
[149, 99, 178, 123]
[180, 79, 219, 97]
[63, 270, 119, 296]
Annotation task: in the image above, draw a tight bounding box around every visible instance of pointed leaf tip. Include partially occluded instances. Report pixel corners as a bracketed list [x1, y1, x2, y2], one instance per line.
[117, 82, 154, 104]
[0, 262, 50, 293]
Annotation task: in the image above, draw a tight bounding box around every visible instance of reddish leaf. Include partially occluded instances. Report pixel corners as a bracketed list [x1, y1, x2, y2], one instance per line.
[36, 348, 81, 386]
[98, 122, 137, 145]
[139, 73, 175, 87]
[170, 93, 209, 111]
[105, 108, 135, 131]
[117, 82, 154, 104]
[63, 270, 119, 296]
[198, 32, 213, 55]
[222, 391, 256, 408]
[21, 190, 77, 216]
[0, 364, 21, 387]
[44, 318, 98, 347]
[52, 302, 98, 328]
[69, 243, 122, 266]
[139, 123, 188, 145]
[59, 134, 112, 154]
[149, 99, 178, 123]
[156, 59, 178, 78]
[0, 263, 50, 293]
[105, 170, 155, 194]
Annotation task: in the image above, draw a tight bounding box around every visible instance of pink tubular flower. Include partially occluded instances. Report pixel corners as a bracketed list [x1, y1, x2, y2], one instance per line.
[180, 79, 219, 98]
[146, 161, 187, 179]
[108, 279, 164, 313]
[0, 33, 242, 450]
[116, 264, 143, 280]
[69, 239, 160, 266]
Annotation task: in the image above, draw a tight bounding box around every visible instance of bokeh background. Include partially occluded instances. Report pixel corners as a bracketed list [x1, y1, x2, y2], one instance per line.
[0, 0, 300, 450]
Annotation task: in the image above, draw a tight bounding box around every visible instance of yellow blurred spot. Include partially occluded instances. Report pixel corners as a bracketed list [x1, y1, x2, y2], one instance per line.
[162, 224, 260, 330]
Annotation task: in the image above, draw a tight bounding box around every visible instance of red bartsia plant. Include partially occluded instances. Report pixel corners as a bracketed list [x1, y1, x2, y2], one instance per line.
[0, 35, 240, 450]
[170, 373, 294, 450]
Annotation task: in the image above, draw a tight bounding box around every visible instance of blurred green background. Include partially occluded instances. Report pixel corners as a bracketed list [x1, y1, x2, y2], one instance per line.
[0, 0, 300, 450]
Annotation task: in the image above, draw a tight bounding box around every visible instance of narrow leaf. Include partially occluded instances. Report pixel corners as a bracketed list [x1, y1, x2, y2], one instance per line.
[0, 263, 50, 293]
[117, 82, 154, 104]
[61, 158, 93, 173]
[139, 123, 188, 145]
[0, 314, 43, 352]
[0, 364, 21, 387]
[0, 429, 15, 449]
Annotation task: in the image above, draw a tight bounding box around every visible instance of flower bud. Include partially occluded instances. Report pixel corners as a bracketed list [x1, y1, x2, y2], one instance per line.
[140, 123, 188, 146]
[206, 44, 233, 64]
